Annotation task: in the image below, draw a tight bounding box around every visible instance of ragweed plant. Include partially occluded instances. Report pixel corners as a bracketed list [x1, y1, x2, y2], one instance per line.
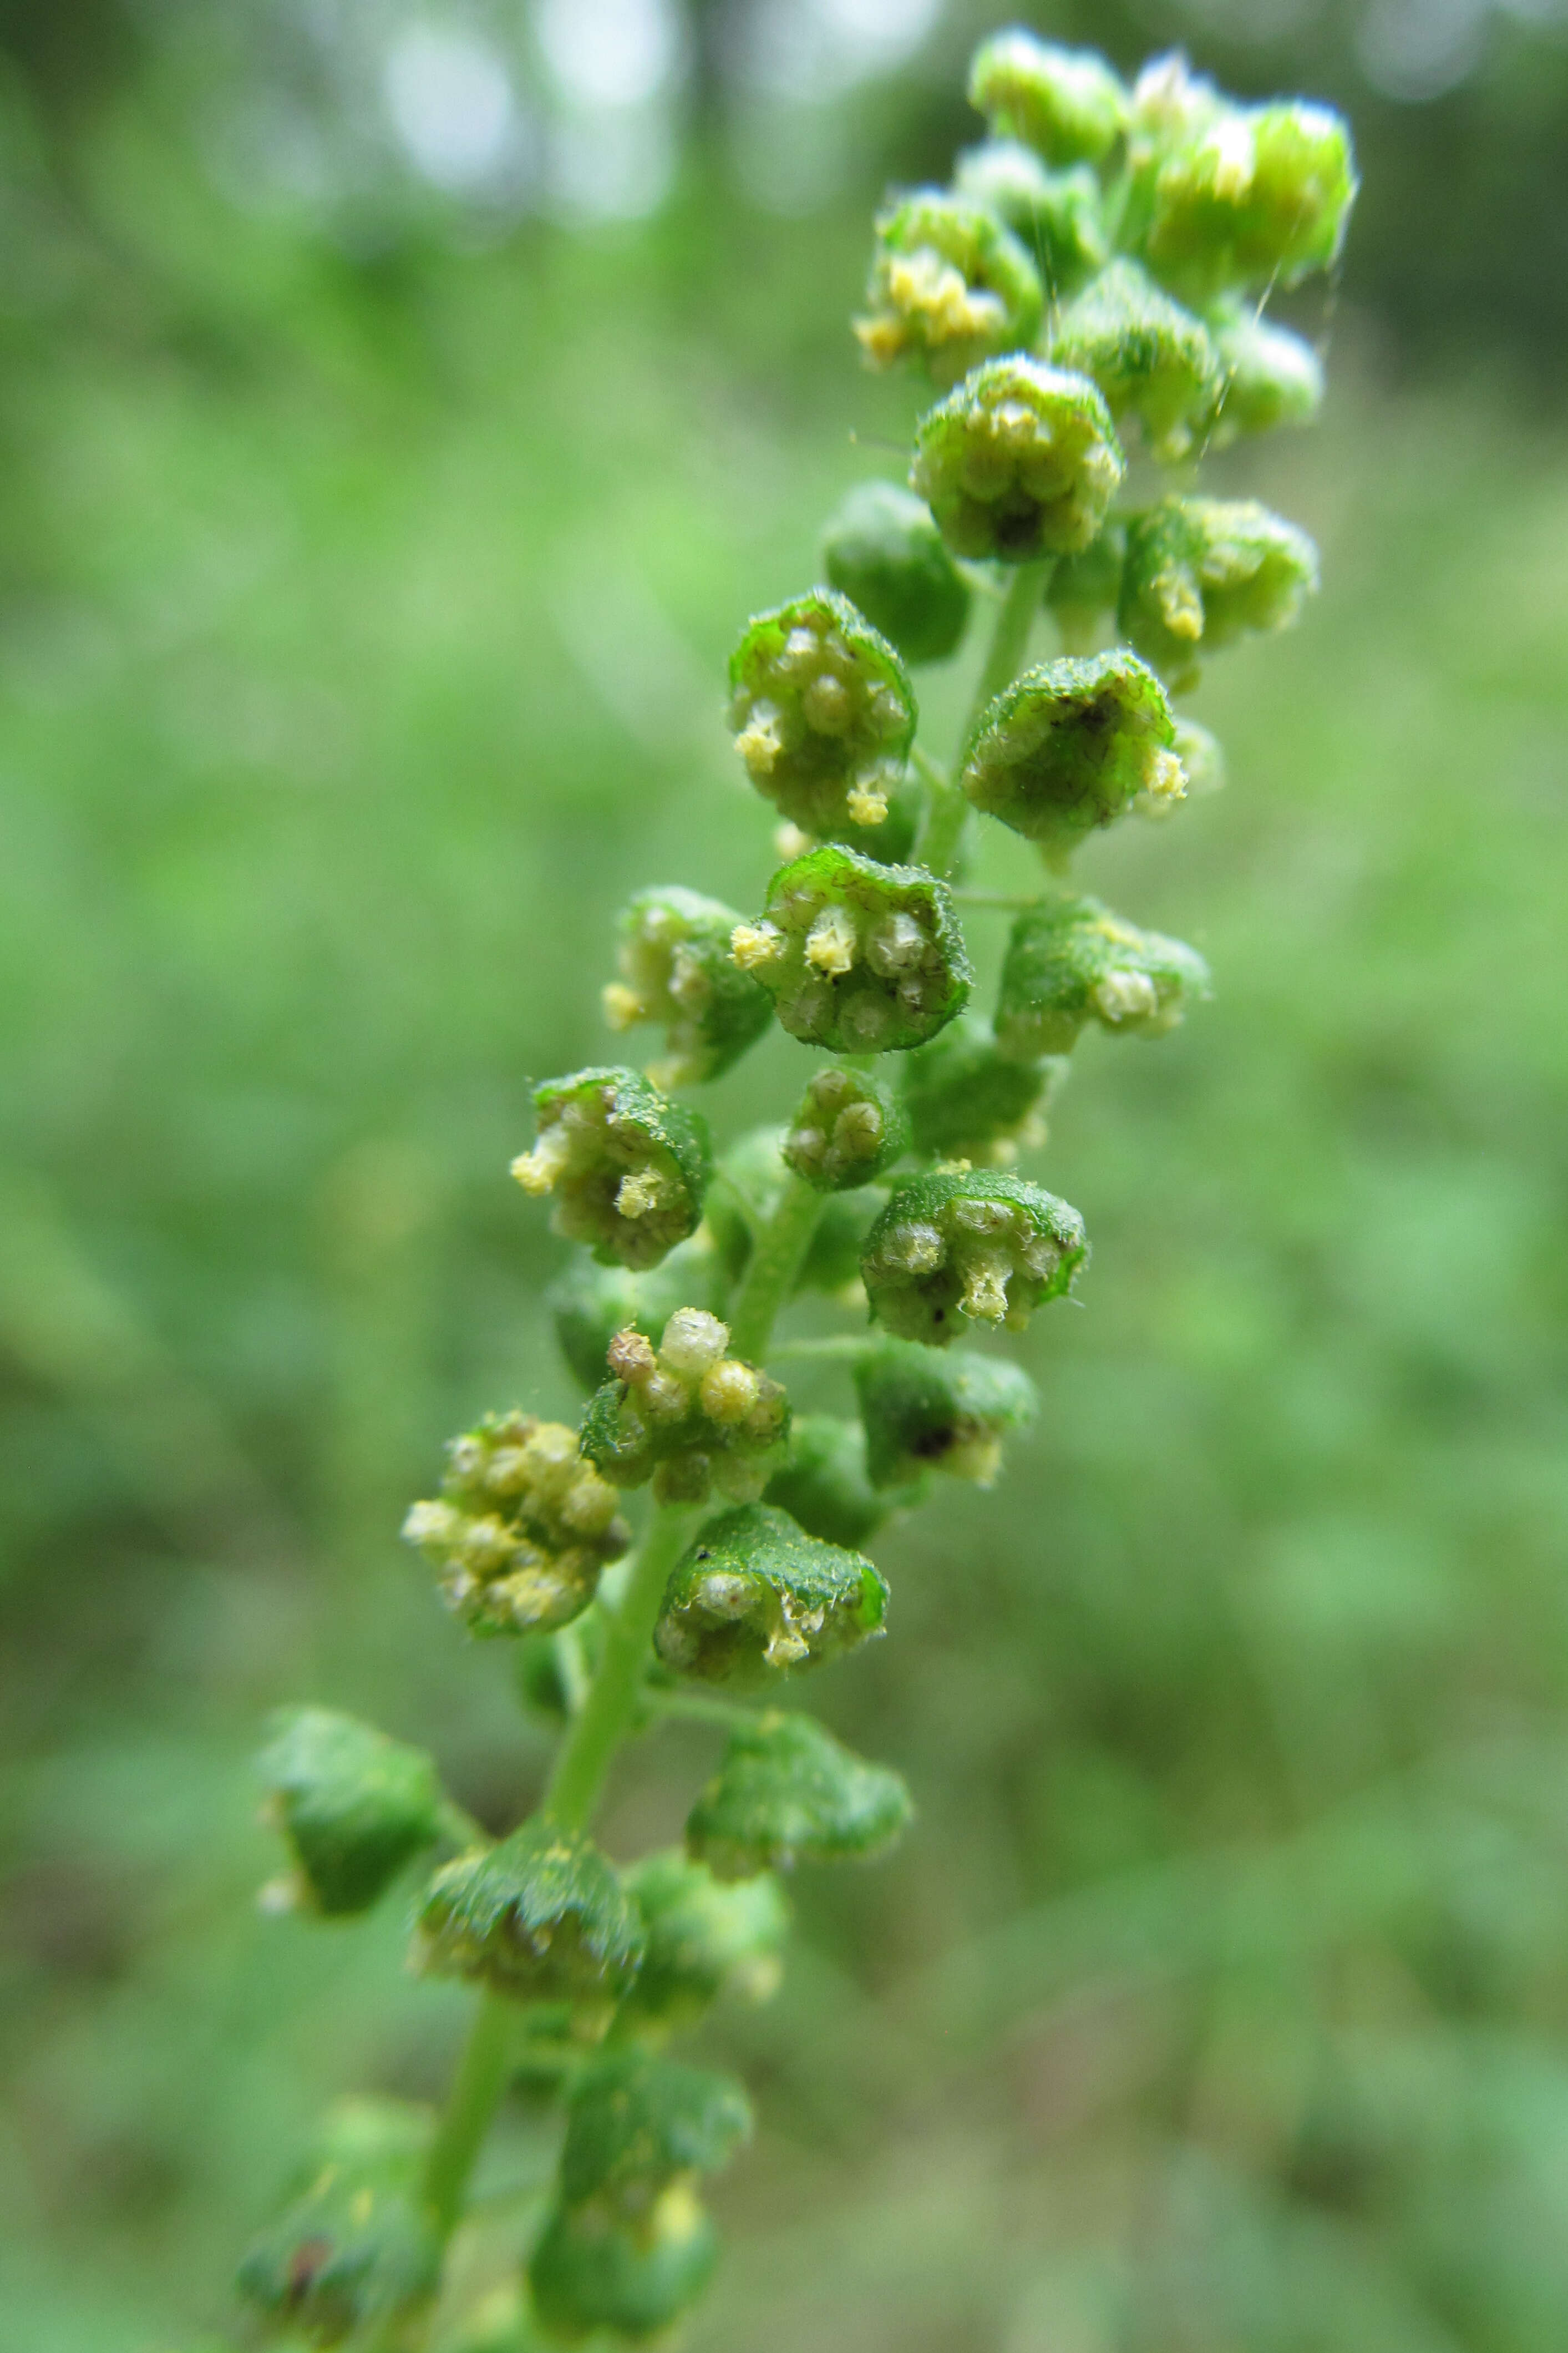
[233, 33, 1354, 2351]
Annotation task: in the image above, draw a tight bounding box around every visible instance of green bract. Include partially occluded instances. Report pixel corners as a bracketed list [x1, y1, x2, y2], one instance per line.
[728, 588, 916, 839]
[603, 886, 773, 1087]
[257, 1707, 443, 1919]
[546, 1233, 727, 1393]
[619, 1848, 790, 2031]
[557, 2052, 752, 2214]
[1207, 302, 1325, 443]
[403, 1410, 628, 1637]
[686, 1711, 913, 1880]
[765, 1414, 907, 1548]
[528, 2190, 717, 2344]
[961, 649, 1185, 853]
[784, 1064, 909, 1192]
[1136, 87, 1358, 303]
[968, 29, 1129, 166]
[861, 1167, 1087, 1343]
[1119, 495, 1320, 689]
[855, 1339, 1038, 1490]
[580, 1308, 790, 1508]
[856, 191, 1042, 389]
[900, 1014, 1062, 1163]
[733, 843, 971, 1055]
[414, 1819, 646, 2023]
[653, 1502, 889, 1684]
[1050, 259, 1220, 463]
[822, 479, 971, 667]
[995, 895, 1211, 1059]
[236, 2100, 440, 2346]
[1045, 524, 1125, 654]
[953, 143, 1108, 297]
[512, 1067, 711, 1271]
[912, 356, 1125, 563]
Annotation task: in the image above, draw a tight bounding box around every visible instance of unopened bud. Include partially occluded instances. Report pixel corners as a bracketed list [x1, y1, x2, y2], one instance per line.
[953, 144, 1108, 298]
[728, 589, 916, 842]
[1206, 303, 1324, 443]
[855, 192, 1043, 387]
[912, 356, 1124, 563]
[557, 2051, 751, 2218]
[736, 843, 971, 1056]
[784, 1064, 909, 1191]
[606, 887, 773, 1086]
[967, 31, 1129, 168]
[528, 2183, 717, 2344]
[822, 479, 972, 668]
[1119, 496, 1319, 690]
[861, 1167, 1087, 1344]
[996, 894, 1211, 1058]
[686, 1711, 913, 1880]
[900, 1013, 1062, 1162]
[1049, 259, 1220, 463]
[654, 1504, 889, 1684]
[404, 1409, 628, 1636]
[514, 1067, 711, 1272]
[962, 649, 1184, 853]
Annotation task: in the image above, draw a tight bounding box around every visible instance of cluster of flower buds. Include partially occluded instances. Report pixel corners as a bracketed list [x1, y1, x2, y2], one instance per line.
[414, 1820, 647, 2034]
[581, 1308, 790, 1507]
[237, 2099, 440, 2345]
[546, 1231, 727, 1394]
[731, 843, 970, 1054]
[996, 895, 1211, 1059]
[727, 588, 915, 839]
[403, 1410, 628, 1637]
[686, 1711, 913, 1880]
[511, 1066, 710, 1271]
[602, 886, 773, 1087]
[962, 649, 1186, 854]
[855, 1338, 1039, 1490]
[257, 1706, 445, 1917]
[654, 1503, 889, 1683]
[783, 1063, 909, 1191]
[861, 1168, 1088, 1345]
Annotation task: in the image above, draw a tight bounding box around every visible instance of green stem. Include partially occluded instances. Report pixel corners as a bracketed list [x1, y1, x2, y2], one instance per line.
[725, 1171, 823, 1364]
[423, 1992, 514, 2235]
[964, 558, 1052, 743]
[646, 1687, 760, 1731]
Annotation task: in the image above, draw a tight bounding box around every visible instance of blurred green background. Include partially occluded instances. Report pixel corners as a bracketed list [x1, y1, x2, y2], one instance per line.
[2, 2, 1567, 2347]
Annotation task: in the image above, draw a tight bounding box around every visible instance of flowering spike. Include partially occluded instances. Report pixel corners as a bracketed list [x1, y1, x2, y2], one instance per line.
[961, 649, 1185, 852]
[734, 842, 971, 1056]
[765, 1414, 909, 1547]
[618, 1848, 790, 2031]
[580, 1308, 790, 1508]
[256, 1708, 444, 1919]
[996, 895, 1211, 1059]
[1119, 495, 1319, 690]
[654, 1502, 889, 1684]
[728, 588, 916, 840]
[605, 887, 773, 1086]
[546, 1233, 727, 1394]
[236, 2100, 441, 2344]
[822, 480, 971, 667]
[1206, 303, 1325, 443]
[900, 1013, 1063, 1164]
[403, 1409, 627, 1636]
[413, 1819, 646, 2027]
[855, 191, 1043, 387]
[855, 1338, 1038, 1490]
[912, 356, 1124, 564]
[528, 2190, 717, 2344]
[784, 1064, 909, 1192]
[686, 1711, 913, 1880]
[512, 1067, 711, 1271]
[953, 143, 1108, 298]
[861, 1167, 1087, 1344]
[967, 30, 1129, 167]
[1049, 259, 1221, 464]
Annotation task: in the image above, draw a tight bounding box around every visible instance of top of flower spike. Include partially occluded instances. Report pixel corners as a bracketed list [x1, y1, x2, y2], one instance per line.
[968, 31, 1130, 168]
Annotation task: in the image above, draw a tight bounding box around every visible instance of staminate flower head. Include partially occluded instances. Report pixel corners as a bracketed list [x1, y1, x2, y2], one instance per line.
[1119, 495, 1319, 689]
[733, 843, 971, 1056]
[654, 1503, 889, 1684]
[961, 649, 1185, 853]
[968, 30, 1130, 166]
[855, 1338, 1038, 1490]
[556, 2051, 752, 2219]
[900, 1013, 1061, 1163]
[855, 191, 1043, 387]
[861, 1167, 1087, 1344]
[685, 1711, 913, 1880]
[1206, 302, 1324, 444]
[403, 1409, 628, 1637]
[414, 1819, 646, 2028]
[546, 1232, 727, 1394]
[953, 143, 1108, 298]
[618, 1849, 790, 2032]
[822, 480, 971, 668]
[528, 2183, 717, 2343]
[580, 1309, 790, 1508]
[912, 356, 1124, 563]
[995, 894, 1211, 1059]
[728, 589, 916, 839]
[603, 887, 773, 1087]
[1049, 259, 1220, 462]
[256, 1708, 444, 1918]
[784, 1064, 909, 1192]
[512, 1066, 711, 1271]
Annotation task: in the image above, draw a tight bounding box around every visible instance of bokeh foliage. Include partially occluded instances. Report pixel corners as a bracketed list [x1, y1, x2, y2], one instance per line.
[1, 9, 1567, 2352]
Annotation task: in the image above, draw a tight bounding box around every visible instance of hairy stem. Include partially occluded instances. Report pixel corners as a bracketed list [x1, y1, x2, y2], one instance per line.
[726, 1171, 823, 1364]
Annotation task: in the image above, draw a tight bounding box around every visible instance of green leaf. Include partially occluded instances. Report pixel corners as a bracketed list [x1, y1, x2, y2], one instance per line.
[413, 1820, 646, 2023]
[256, 1708, 444, 1919]
[784, 1063, 909, 1192]
[727, 587, 916, 841]
[960, 649, 1185, 851]
[512, 1066, 712, 1272]
[822, 479, 971, 667]
[855, 191, 1043, 388]
[557, 2051, 752, 2212]
[602, 885, 773, 1086]
[855, 1338, 1038, 1490]
[912, 355, 1124, 563]
[861, 1167, 1087, 1344]
[236, 2099, 440, 2345]
[967, 31, 1129, 167]
[686, 1711, 914, 1879]
[619, 1847, 790, 2031]
[994, 894, 1211, 1059]
[654, 1502, 889, 1685]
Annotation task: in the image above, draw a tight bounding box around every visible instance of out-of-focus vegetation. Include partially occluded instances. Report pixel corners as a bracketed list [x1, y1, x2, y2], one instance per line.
[1, 5, 1567, 2350]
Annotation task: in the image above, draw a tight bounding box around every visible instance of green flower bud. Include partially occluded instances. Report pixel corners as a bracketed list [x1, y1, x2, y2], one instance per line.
[855, 192, 1043, 388]
[855, 1338, 1037, 1489]
[861, 1167, 1087, 1343]
[961, 649, 1185, 853]
[911, 357, 1124, 563]
[784, 1064, 909, 1192]
[236, 2100, 440, 2346]
[1206, 302, 1324, 443]
[995, 894, 1211, 1059]
[619, 1847, 790, 2031]
[1119, 496, 1319, 690]
[580, 1309, 790, 1508]
[967, 31, 1129, 167]
[1049, 260, 1220, 464]
[528, 2188, 716, 2345]
[732, 843, 971, 1056]
[414, 1819, 646, 2025]
[900, 1014, 1062, 1164]
[705, 1126, 880, 1298]
[403, 1410, 628, 1637]
[728, 589, 916, 840]
[1136, 86, 1357, 304]
[765, 1414, 911, 1548]
[512, 1068, 711, 1272]
[602, 887, 772, 1087]
[686, 1711, 912, 1880]
[546, 1232, 727, 1393]
[256, 1708, 444, 1920]
[653, 1502, 888, 1684]
[953, 144, 1108, 297]
[822, 480, 971, 668]
[1044, 524, 1125, 655]
[557, 2052, 751, 2216]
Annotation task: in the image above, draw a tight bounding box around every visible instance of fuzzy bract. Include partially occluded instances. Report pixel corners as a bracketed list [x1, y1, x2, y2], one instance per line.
[236, 2100, 440, 2346]
[602, 886, 773, 1086]
[654, 1502, 889, 1684]
[528, 2188, 717, 2344]
[900, 1013, 1062, 1163]
[967, 30, 1129, 166]
[1049, 259, 1220, 462]
[257, 1708, 444, 1919]
[953, 143, 1108, 297]
[413, 1820, 647, 2023]
[1206, 303, 1324, 443]
[912, 356, 1125, 563]
[764, 1414, 907, 1548]
[618, 1848, 790, 2031]
[861, 1166, 1087, 1343]
[1119, 495, 1319, 688]
[822, 479, 971, 667]
[557, 2052, 752, 2215]
[961, 649, 1185, 851]
[855, 1338, 1038, 1490]
[686, 1711, 914, 1880]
